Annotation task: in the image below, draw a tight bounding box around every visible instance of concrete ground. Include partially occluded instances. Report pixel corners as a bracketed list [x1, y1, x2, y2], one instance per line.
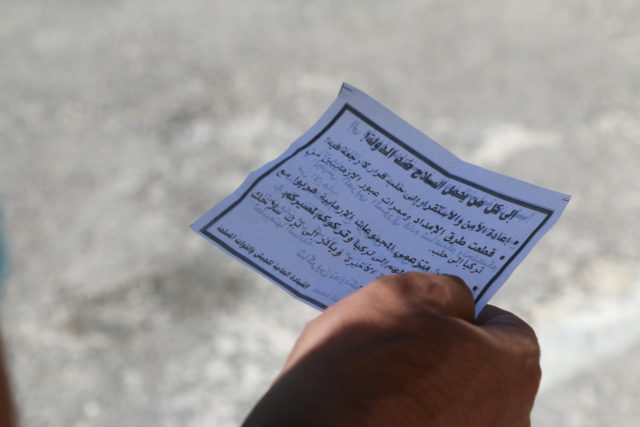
[1, 0, 639, 425]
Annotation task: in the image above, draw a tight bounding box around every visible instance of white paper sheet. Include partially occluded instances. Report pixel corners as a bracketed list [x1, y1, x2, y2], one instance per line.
[192, 83, 570, 315]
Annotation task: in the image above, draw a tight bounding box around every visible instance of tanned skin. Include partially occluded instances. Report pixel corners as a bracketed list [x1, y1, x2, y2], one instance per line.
[244, 273, 540, 427]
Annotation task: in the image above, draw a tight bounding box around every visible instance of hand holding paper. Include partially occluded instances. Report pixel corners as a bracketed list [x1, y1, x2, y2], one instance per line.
[243, 272, 541, 426]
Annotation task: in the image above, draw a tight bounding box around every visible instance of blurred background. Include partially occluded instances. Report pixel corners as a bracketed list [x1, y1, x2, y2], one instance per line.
[1, 0, 639, 425]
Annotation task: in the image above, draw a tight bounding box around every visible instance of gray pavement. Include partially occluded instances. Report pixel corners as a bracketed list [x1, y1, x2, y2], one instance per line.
[1, 0, 639, 425]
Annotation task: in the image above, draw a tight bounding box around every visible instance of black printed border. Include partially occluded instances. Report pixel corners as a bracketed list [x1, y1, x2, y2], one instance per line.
[201, 104, 553, 309]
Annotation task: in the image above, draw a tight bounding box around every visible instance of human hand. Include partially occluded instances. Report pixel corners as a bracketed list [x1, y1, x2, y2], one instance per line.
[243, 273, 541, 427]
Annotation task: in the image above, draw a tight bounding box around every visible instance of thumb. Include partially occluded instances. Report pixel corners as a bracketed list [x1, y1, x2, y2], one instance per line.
[476, 304, 539, 346]
[360, 273, 476, 323]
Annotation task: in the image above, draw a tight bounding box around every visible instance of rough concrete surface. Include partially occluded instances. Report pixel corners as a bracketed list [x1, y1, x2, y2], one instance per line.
[1, 1, 639, 426]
